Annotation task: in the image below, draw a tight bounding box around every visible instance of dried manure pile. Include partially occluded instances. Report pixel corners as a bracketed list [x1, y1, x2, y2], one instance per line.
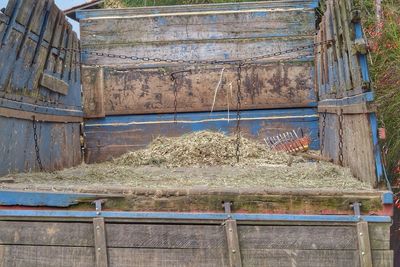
[4, 131, 369, 190]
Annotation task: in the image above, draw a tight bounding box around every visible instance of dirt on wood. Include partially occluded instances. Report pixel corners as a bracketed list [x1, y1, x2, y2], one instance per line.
[4, 131, 371, 190]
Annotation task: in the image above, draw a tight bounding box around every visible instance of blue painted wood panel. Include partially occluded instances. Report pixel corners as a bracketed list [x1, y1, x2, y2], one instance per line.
[0, 116, 81, 176]
[76, 0, 319, 21]
[0, 0, 81, 113]
[0, 190, 101, 207]
[84, 108, 319, 163]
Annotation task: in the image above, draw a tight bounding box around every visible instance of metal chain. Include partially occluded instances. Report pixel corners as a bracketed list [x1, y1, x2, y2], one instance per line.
[338, 110, 344, 166]
[170, 74, 178, 123]
[54, 40, 334, 68]
[235, 64, 242, 163]
[32, 116, 44, 171]
[320, 111, 327, 155]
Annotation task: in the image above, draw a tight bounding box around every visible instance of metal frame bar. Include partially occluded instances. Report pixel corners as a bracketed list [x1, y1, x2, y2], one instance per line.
[0, 210, 391, 223]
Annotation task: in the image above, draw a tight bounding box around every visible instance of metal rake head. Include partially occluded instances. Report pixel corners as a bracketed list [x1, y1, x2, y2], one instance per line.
[264, 129, 311, 153]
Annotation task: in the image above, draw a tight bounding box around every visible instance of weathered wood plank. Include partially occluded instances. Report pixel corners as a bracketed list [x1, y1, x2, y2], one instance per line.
[82, 37, 314, 66]
[76, 1, 320, 20]
[357, 222, 373, 267]
[96, 63, 315, 116]
[40, 72, 69, 95]
[239, 225, 357, 250]
[225, 220, 242, 267]
[0, 116, 81, 175]
[106, 224, 226, 249]
[93, 218, 108, 267]
[107, 247, 229, 267]
[82, 66, 105, 118]
[81, 9, 315, 45]
[318, 103, 376, 114]
[0, 245, 94, 267]
[0, 221, 389, 250]
[0, 107, 82, 123]
[342, 114, 377, 186]
[241, 249, 392, 267]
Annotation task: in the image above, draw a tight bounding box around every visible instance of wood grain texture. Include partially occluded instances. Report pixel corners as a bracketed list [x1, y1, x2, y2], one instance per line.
[93, 63, 315, 115]
[76, 1, 320, 20]
[0, 221, 389, 250]
[319, 111, 377, 185]
[80, 9, 315, 45]
[342, 114, 376, 186]
[225, 220, 242, 267]
[40, 72, 69, 95]
[0, 116, 81, 176]
[0, 0, 82, 175]
[241, 249, 392, 267]
[82, 66, 105, 118]
[357, 222, 373, 267]
[93, 218, 108, 267]
[80, 5, 316, 116]
[0, 245, 94, 267]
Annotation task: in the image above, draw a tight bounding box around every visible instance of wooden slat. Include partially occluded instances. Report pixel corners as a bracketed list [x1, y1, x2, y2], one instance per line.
[82, 37, 313, 66]
[241, 249, 392, 267]
[40, 72, 69, 95]
[338, 0, 362, 90]
[0, 106, 83, 123]
[82, 66, 105, 118]
[107, 247, 229, 266]
[80, 9, 316, 45]
[225, 220, 242, 267]
[318, 103, 376, 114]
[357, 222, 373, 267]
[93, 218, 108, 267]
[96, 63, 315, 116]
[0, 117, 82, 175]
[342, 114, 377, 186]
[0, 245, 94, 267]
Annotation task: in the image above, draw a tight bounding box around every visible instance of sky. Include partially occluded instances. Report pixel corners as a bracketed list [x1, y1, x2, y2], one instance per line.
[0, 0, 86, 35]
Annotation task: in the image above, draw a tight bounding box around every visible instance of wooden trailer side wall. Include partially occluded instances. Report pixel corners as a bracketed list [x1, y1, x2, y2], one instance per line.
[80, 6, 317, 117]
[315, 0, 382, 186]
[79, 1, 320, 163]
[0, 0, 82, 175]
[0, 219, 392, 267]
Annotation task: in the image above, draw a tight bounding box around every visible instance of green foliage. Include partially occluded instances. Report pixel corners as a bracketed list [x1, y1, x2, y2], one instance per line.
[362, 0, 400, 179]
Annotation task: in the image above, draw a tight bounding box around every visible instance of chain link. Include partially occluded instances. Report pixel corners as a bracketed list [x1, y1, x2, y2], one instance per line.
[32, 116, 44, 171]
[338, 110, 344, 166]
[320, 111, 327, 155]
[170, 74, 178, 123]
[235, 64, 243, 163]
[53, 39, 334, 68]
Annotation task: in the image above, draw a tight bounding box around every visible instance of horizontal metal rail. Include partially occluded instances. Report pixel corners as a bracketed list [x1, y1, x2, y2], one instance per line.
[0, 209, 391, 223]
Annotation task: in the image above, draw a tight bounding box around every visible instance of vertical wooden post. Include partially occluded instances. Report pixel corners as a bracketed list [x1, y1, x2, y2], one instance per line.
[93, 217, 109, 267]
[225, 219, 242, 267]
[357, 221, 373, 267]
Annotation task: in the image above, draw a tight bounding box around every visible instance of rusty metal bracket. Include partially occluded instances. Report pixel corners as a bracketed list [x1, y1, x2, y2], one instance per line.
[351, 202, 362, 218]
[92, 199, 106, 216]
[223, 201, 232, 214]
